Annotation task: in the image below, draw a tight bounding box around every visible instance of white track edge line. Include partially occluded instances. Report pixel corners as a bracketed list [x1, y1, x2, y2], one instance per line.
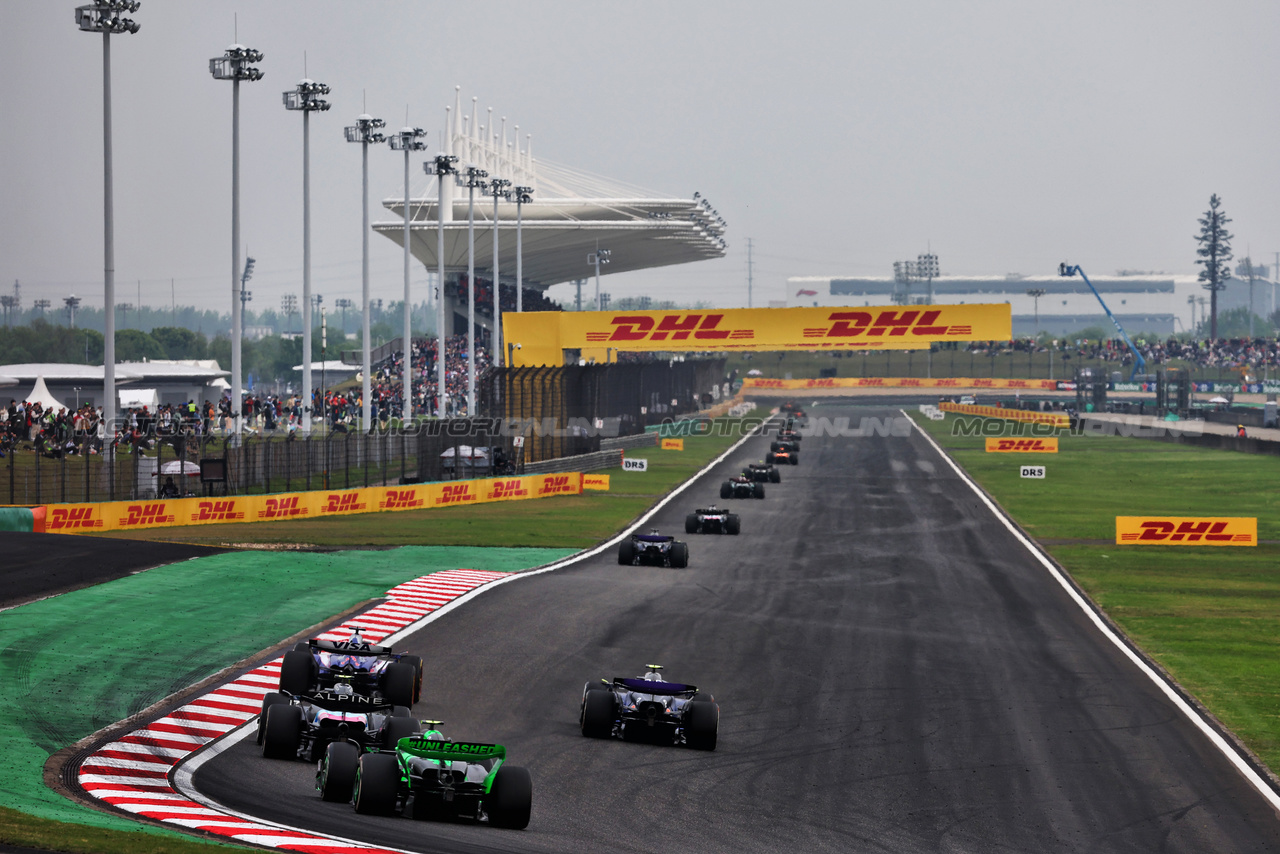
[168, 416, 772, 847]
[905, 409, 1280, 814]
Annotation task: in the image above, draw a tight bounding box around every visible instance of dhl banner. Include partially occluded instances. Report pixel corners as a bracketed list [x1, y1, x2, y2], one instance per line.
[583, 474, 611, 491]
[985, 437, 1059, 453]
[661, 438, 685, 451]
[939, 402, 1070, 427]
[505, 304, 1011, 365]
[1116, 516, 1257, 546]
[40, 473, 585, 535]
[743, 376, 1062, 391]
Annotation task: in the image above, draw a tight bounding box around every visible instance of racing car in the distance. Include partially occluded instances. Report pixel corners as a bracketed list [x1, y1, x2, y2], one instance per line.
[743, 461, 781, 483]
[720, 474, 765, 499]
[258, 681, 420, 768]
[579, 664, 718, 750]
[320, 721, 532, 829]
[685, 505, 741, 535]
[618, 530, 690, 567]
[766, 446, 798, 465]
[277, 628, 422, 709]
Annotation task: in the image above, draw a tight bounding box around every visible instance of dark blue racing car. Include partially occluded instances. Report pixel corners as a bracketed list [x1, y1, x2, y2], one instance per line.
[579, 665, 718, 750]
[618, 530, 689, 568]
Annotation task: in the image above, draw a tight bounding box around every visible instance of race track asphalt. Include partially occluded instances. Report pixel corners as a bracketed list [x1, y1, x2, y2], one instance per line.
[192, 405, 1280, 853]
[0, 531, 222, 610]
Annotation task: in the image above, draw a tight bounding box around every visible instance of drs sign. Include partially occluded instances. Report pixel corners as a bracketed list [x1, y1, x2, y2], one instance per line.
[623, 458, 648, 472]
[1020, 466, 1046, 479]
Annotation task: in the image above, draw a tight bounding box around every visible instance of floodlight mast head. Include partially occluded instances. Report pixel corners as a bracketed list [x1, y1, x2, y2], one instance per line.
[425, 153, 459, 176]
[389, 127, 427, 151]
[283, 78, 330, 112]
[75, 1, 141, 34]
[209, 44, 264, 81]
[487, 176, 511, 197]
[508, 185, 533, 204]
[343, 115, 386, 144]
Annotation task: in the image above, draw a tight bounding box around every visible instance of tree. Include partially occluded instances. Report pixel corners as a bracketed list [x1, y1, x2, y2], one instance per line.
[1195, 194, 1233, 339]
[151, 326, 208, 360]
[115, 329, 166, 362]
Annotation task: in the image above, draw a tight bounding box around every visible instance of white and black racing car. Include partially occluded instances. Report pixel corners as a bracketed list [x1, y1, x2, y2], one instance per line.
[618, 530, 690, 568]
[258, 682, 421, 766]
[720, 474, 765, 499]
[685, 505, 741, 535]
[579, 664, 718, 750]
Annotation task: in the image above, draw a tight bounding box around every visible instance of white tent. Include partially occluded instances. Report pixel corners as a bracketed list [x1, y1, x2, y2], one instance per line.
[24, 375, 67, 412]
[119, 388, 160, 410]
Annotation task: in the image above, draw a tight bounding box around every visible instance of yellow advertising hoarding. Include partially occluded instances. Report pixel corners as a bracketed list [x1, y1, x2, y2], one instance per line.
[1115, 516, 1257, 546]
[583, 474, 611, 491]
[661, 438, 685, 451]
[984, 438, 1059, 453]
[505, 304, 1012, 365]
[743, 376, 1060, 391]
[939, 402, 1071, 427]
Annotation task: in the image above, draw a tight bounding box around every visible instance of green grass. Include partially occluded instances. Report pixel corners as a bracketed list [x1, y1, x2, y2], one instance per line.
[911, 411, 1280, 770]
[0, 805, 251, 854]
[97, 420, 755, 549]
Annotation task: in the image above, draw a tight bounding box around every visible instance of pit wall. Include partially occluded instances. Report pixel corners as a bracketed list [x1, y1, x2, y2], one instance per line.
[20, 473, 584, 535]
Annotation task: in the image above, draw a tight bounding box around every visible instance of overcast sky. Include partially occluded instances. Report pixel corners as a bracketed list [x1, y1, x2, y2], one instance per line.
[3, 1, 1279, 320]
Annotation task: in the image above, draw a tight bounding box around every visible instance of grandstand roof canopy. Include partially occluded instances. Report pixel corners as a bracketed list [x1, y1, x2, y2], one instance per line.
[373, 90, 726, 288]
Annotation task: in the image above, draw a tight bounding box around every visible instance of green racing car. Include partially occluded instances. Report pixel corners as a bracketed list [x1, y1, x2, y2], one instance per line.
[316, 720, 532, 830]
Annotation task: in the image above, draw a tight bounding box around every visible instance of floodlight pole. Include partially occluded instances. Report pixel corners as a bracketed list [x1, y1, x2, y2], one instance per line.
[283, 78, 330, 433]
[210, 43, 264, 434]
[461, 165, 488, 415]
[512, 186, 532, 314]
[76, 1, 141, 432]
[426, 154, 458, 417]
[390, 126, 427, 424]
[487, 177, 510, 367]
[344, 115, 386, 432]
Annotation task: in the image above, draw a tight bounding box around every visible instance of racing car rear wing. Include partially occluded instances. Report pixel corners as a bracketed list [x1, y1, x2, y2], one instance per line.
[398, 738, 506, 763]
[301, 690, 396, 711]
[310, 638, 394, 655]
[613, 677, 698, 696]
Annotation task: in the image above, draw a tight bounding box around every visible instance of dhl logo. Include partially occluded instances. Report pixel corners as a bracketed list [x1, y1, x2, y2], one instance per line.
[435, 484, 476, 505]
[586, 314, 754, 343]
[537, 475, 577, 496]
[1116, 516, 1256, 546]
[380, 489, 425, 511]
[985, 438, 1059, 453]
[119, 503, 175, 526]
[801, 310, 969, 339]
[323, 493, 367, 514]
[583, 474, 610, 491]
[803, 378, 837, 388]
[488, 478, 529, 500]
[193, 500, 243, 522]
[259, 496, 308, 519]
[48, 506, 104, 530]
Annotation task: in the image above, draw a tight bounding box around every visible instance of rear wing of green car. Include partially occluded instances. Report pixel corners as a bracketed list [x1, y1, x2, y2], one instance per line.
[397, 737, 506, 764]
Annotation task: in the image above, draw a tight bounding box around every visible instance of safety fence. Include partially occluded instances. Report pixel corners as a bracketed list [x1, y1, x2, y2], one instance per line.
[23, 472, 584, 535]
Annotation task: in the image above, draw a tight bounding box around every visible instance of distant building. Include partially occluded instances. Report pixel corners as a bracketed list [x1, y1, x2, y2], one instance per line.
[786, 272, 1280, 337]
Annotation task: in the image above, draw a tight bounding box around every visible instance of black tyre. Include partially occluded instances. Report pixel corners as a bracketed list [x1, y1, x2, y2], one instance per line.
[487, 764, 533, 829]
[684, 700, 718, 751]
[279, 649, 314, 696]
[790, 453, 799, 465]
[581, 688, 615, 738]
[383, 662, 417, 709]
[670, 542, 689, 569]
[261, 704, 303, 759]
[293, 642, 311, 653]
[400, 654, 424, 704]
[691, 691, 716, 703]
[753, 482, 765, 499]
[256, 692, 289, 745]
[719, 482, 731, 499]
[685, 514, 698, 534]
[584, 680, 611, 696]
[354, 752, 400, 816]
[318, 741, 359, 802]
[382, 715, 420, 749]
[769, 468, 781, 483]
[726, 515, 741, 536]
[391, 705, 412, 718]
[617, 539, 636, 565]
[765, 453, 775, 464]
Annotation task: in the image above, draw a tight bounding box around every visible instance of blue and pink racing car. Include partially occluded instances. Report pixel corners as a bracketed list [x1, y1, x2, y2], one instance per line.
[579, 665, 718, 750]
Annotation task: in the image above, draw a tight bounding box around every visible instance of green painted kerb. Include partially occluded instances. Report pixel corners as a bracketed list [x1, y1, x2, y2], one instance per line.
[0, 507, 34, 532]
[0, 545, 573, 836]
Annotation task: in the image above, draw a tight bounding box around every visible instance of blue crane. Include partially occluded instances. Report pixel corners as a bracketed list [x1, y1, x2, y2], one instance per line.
[1058, 262, 1147, 380]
